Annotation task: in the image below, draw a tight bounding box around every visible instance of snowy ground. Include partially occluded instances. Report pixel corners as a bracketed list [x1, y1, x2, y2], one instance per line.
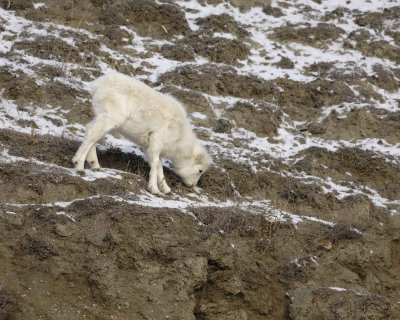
[1, 0, 399, 218]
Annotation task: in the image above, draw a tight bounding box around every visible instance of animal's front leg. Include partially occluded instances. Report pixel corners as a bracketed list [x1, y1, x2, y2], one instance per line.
[157, 159, 171, 194]
[86, 145, 101, 170]
[146, 141, 163, 195]
[147, 158, 163, 195]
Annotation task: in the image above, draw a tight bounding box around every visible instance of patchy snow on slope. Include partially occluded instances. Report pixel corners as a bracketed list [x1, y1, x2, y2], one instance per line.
[0, 0, 399, 225]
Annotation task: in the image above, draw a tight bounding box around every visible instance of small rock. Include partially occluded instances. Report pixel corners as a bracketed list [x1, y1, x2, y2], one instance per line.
[313, 237, 333, 250]
[275, 56, 295, 69]
[1, 211, 25, 228]
[55, 223, 73, 237]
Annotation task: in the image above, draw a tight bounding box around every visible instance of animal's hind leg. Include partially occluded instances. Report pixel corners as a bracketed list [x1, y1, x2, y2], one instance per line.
[86, 145, 101, 170]
[73, 114, 121, 172]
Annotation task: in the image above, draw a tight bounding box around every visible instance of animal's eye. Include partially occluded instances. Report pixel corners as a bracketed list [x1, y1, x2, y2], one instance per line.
[199, 170, 203, 173]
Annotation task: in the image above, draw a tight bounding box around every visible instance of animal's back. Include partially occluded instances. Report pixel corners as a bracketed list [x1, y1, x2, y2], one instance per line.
[90, 73, 147, 115]
[89, 73, 188, 122]
[88, 72, 191, 148]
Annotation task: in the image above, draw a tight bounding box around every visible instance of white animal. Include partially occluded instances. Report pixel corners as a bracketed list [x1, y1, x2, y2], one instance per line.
[72, 72, 212, 195]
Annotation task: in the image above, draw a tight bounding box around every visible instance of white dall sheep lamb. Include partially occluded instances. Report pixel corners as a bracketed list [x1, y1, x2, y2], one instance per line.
[72, 72, 212, 195]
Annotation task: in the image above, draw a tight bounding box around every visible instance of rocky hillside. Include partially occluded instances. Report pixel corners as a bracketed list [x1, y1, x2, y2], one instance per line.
[0, 0, 399, 319]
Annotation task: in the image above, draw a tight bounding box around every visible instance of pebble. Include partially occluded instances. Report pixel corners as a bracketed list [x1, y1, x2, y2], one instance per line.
[55, 223, 73, 237]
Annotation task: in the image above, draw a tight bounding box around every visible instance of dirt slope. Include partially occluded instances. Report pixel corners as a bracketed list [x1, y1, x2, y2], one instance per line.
[0, 0, 399, 319]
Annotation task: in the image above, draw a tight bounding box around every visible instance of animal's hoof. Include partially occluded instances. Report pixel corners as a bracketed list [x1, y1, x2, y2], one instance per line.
[148, 185, 163, 196]
[77, 170, 86, 176]
[73, 160, 85, 172]
[89, 161, 101, 171]
[161, 186, 171, 194]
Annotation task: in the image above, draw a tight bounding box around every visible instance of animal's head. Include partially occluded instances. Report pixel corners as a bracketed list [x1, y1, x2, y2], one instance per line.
[175, 144, 212, 187]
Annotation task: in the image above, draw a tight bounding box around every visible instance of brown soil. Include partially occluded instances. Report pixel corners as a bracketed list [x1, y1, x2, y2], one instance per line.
[354, 6, 400, 34]
[270, 23, 346, 48]
[160, 87, 216, 128]
[13, 36, 82, 62]
[1, 195, 293, 319]
[289, 287, 398, 319]
[179, 34, 251, 65]
[3, 20, 135, 78]
[196, 13, 251, 38]
[369, 64, 400, 92]
[304, 61, 367, 81]
[263, 5, 284, 18]
[214, 118, 234, 134]
[275, 78, 355, 120]
[308, 108, 400, 145]
[9, 0, 190, 41]
[157, 25, 251, 65]
[226, 101, 282, 137]
[98, 0, 190, 40]
[160, 44, 196, 62]
[322, 7, 349, 21]
[2, 170, 399, 319]
[0, 69, 43, 105]
[0, 285, 19, 320]
[0, 127, 399, 319]
[159, 64, 277, 100]
[274, 56, 295, 69]
[0, 0, 32, 10]
[345, 30, 400, 64]
[294, 147, 400, 201]
[0, 69, 91, 124]
[304, 62, 386, 103]
[160, 66, 358, 121]
[200, 0, 272, 12]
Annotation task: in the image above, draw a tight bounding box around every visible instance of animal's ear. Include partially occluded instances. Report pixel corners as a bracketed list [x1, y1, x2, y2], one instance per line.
[195, 151, 205, 165]
[194, 145, 212, 165]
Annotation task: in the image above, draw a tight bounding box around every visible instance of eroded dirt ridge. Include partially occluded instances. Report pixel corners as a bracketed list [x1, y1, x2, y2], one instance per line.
[0, 0, 399, 319]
